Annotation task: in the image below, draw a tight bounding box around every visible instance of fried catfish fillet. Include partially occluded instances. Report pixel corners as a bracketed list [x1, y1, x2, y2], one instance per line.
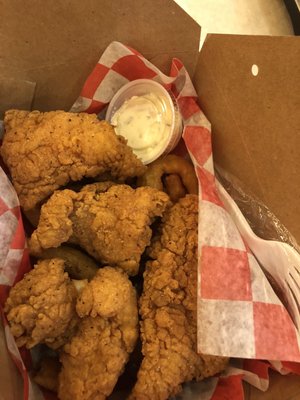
[4, 259, 77, 349]
[29, 184, 170, 275]
[130, 196, 228, 400]
[58, 267, 138, 400]
[1, 110, 146, 210]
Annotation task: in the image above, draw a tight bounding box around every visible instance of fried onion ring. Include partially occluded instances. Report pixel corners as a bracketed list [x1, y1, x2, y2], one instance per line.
[164, 174, 187, 202]
[137, 155, 198, 201]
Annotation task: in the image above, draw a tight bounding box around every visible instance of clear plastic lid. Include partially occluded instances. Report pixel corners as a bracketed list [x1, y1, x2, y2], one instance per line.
[106, 79, 182, 164]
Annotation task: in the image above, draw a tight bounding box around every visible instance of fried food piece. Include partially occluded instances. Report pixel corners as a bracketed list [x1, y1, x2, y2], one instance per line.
[1, 110, 146, 211]
[23, 182, 116, 228]
[137, 154, 198, 202]
[33, 356, 61, 392]
[164, 174, 186, 202]
[4, 259, 78, 349]
[37, 245, 99, 280]
[130, 196, 228, 400]
[29, 184, 170, 276]
[59, 267, 138, 400]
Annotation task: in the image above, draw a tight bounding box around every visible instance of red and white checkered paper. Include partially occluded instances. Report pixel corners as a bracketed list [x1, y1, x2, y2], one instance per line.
[1, 41, 300, 400]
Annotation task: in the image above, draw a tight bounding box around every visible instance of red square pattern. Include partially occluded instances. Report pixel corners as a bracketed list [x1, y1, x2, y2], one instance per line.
[170, 58, 182, 77]
[171, 82, 179, 98]
[10, 215, 26, 250]
[253, 302, 300, 361]
[86, 99, 106, 114]
[81, 63, 110, 99]
[111, 55, 157, 81]
[12, 248, 31, 286]
[281, 361, 300, 374]
[184, 126, 212, 167]
[10, 206, 21, 219]
[196, 167, 224, 207]
[0, 197, 9, 216]
[243, 359, 270, 380]
[161, 82, 172, 91]
[177, 96, 199, 120]
[211, 375, 244, 400]
[201, 246, 252, 301]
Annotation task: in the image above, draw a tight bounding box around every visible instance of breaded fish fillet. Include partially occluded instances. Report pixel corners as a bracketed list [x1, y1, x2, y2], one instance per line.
[1, 110, 146, 210]
[59, 267, 138, 400]
[29, 184, 170, 275]
[130, 196, 228, 400]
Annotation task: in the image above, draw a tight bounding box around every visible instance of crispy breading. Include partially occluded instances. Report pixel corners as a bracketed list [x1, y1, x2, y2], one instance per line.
[1, 110, 146, 210]
[29, 184, 170, 275]
[137, 154, 198, 202]
[37, 245, 99, 280]
[4, 259, 77, 349]
[58, 267, 138, 400]
[130, 196, 228, 400]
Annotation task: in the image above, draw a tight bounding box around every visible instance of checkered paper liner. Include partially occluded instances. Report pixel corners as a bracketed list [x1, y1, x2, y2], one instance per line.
[1, 41, 300, 400]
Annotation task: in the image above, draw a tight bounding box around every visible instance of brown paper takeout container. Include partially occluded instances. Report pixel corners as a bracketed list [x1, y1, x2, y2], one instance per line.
[1, 1, 300, 399]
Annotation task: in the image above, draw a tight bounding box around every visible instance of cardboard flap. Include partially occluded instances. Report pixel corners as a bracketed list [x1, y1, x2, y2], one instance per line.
[0, 0, 200, 111]
[194, 34, 300, 243]
[0, 77, 36, 118]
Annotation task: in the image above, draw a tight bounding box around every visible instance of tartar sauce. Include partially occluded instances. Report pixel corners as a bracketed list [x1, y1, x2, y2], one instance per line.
[111, 92, 172, 163]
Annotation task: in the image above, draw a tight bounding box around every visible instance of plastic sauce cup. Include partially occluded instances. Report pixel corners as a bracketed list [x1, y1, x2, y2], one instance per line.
[105, 79, 182, 165]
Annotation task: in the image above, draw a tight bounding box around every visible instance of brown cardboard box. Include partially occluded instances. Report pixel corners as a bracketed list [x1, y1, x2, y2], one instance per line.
[1, 0, 300, 398]
[194, 34, 300, 244]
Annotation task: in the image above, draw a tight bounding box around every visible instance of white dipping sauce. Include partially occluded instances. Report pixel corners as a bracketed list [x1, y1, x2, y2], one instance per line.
[111, 93, 172, 162]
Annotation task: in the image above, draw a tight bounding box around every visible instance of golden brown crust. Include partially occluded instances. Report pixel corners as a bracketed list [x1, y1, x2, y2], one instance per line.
[59, 267, 138, 400]
[4, 259, 77, 349]
[37, 245, 99, 280]
[130, 196, 228, 400]
[164, 173, 187, 202]
[1, 110, 146, 210]
[29, 184, 171, 275]
[29, 190, 76, 255]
